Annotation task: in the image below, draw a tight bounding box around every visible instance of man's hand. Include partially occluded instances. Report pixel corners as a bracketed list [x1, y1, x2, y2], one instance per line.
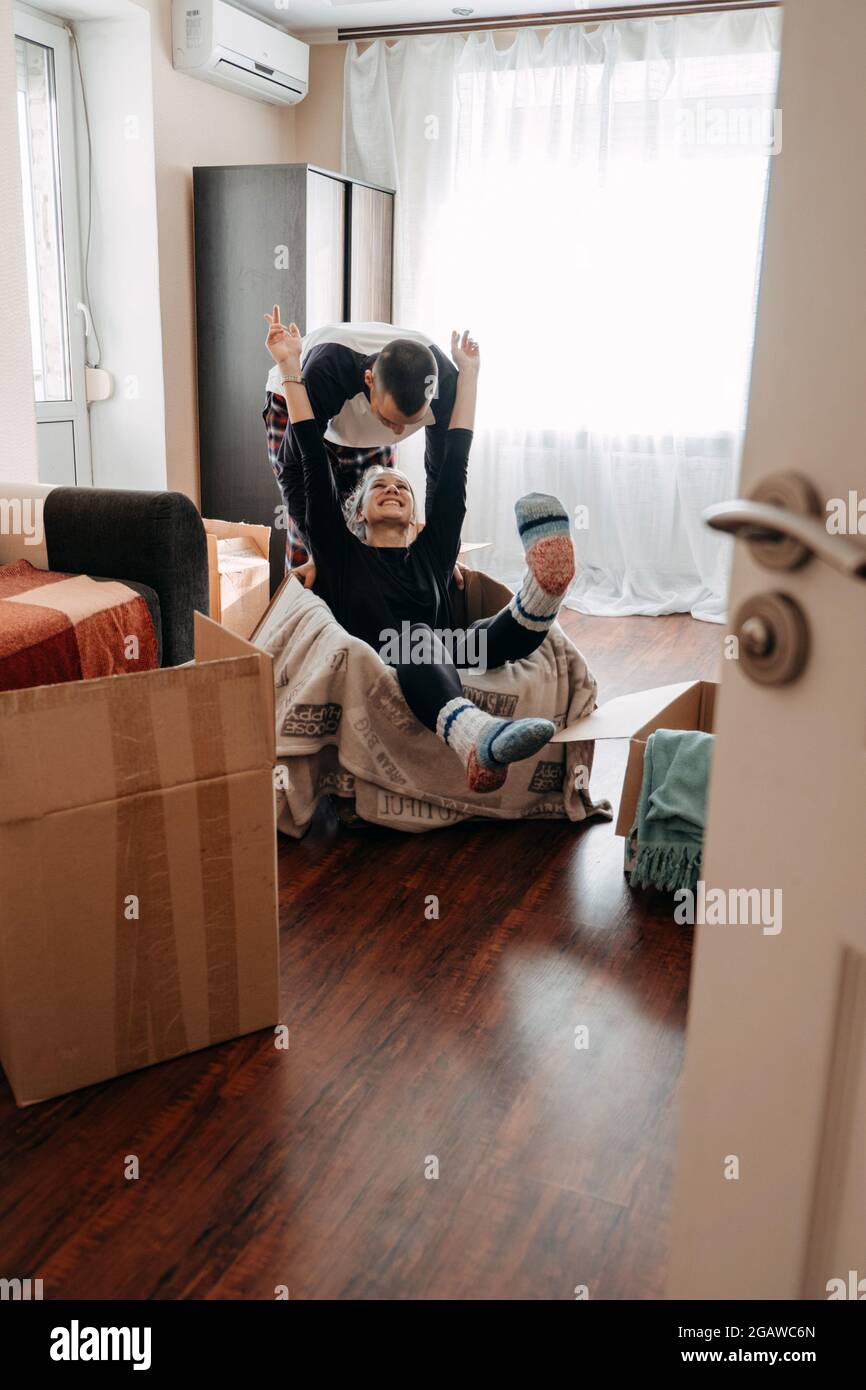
[450, 329, 480, 374]
[453, 562, 466, 590]
[291, 558, 317, 589]
[265, 306, 302, 371]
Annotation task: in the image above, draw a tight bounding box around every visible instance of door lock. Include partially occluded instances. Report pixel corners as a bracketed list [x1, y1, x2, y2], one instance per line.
[732, 591, 810, 686]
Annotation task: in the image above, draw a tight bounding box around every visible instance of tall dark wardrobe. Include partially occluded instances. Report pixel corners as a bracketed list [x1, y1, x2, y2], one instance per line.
[193, 163, 395, 591]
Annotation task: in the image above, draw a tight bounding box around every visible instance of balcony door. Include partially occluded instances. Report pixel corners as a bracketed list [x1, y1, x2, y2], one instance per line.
[15, 7, 91, 484]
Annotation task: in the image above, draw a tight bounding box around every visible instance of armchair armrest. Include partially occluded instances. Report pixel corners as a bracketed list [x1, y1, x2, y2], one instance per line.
[43, 487, 208, 666]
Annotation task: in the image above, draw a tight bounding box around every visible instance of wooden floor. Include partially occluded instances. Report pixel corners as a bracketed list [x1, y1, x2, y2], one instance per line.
[0, 610, 721, 1300]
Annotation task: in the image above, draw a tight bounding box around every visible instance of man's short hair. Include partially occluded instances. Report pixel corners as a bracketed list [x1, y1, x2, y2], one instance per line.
[373, 339, 437, 417]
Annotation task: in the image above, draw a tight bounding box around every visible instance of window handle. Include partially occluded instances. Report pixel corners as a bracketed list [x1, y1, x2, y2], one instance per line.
[75, 301, 93, 341]
[703, 471, 866, 581]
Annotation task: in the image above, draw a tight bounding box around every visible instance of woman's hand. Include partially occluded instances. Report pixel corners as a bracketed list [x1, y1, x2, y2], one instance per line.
[264, 306, 302, 370]
[291, 557, 317, 589]
[450, 329, 480, 373]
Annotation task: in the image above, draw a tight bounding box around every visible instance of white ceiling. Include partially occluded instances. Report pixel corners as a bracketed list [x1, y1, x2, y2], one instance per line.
[239, 0, 705, 44]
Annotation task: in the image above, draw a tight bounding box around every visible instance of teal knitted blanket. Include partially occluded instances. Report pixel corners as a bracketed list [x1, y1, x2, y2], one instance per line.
[627, 728, 714, 893]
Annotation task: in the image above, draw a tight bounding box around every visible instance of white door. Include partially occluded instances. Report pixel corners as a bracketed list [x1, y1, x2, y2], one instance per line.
[14, 7, 91, 485]
[668, 0, 866, 1300]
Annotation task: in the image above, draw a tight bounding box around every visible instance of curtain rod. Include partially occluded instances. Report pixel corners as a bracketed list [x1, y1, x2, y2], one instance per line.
[338, 0, 780, 43]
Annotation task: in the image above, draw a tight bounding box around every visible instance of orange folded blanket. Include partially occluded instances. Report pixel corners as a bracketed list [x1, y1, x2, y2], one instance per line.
[0, 559, 158, 692]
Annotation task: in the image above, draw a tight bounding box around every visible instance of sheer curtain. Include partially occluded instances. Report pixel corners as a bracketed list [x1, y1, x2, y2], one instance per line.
[343, 11, 782, 621]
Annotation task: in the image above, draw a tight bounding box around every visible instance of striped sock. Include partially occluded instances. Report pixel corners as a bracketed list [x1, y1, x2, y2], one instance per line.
[509, 493, 575, 634]
[436, 697, 555, 794]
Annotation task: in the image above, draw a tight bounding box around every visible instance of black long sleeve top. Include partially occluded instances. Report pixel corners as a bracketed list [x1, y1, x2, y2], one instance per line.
[267, 336, 458, 547]
[290, 416, 472, 652]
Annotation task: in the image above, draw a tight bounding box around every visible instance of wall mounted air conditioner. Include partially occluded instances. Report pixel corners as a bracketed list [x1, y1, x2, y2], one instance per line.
[172, 0, 309, 106]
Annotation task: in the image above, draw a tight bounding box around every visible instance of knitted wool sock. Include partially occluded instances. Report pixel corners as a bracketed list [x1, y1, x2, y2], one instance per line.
[436, 697, 555, 794]
[509, 493, 575, 633]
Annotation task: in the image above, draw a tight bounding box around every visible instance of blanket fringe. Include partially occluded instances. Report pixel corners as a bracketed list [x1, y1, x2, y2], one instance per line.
[628, 838, 702, 894]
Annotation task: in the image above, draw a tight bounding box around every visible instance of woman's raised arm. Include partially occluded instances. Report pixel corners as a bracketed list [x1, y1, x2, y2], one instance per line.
[264, 308, 313, 423]
[264, 308, 346, 566]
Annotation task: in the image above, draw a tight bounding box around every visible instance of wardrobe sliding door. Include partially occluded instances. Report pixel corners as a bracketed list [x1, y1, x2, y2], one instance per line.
[350, 185, 393, 323]
[306, 170, 345, 332]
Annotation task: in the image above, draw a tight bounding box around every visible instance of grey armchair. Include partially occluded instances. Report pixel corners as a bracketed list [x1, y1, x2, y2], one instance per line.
[0, 483, 209, 666]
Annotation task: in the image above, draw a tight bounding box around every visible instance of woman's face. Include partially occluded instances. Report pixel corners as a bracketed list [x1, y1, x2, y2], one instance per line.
[360, 469, 415, 530]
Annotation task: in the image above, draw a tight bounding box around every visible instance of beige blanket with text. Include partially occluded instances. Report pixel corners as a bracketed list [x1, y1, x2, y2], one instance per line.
[257, 575, 612, 836]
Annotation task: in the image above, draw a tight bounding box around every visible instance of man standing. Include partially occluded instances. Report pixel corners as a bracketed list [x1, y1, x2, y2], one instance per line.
[263, 316, 459, 572]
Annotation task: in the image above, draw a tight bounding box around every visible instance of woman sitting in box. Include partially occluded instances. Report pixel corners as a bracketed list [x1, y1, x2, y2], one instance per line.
[264, 308, 576, 794]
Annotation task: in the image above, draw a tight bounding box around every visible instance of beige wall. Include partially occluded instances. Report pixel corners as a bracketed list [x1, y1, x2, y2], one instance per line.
[294, 42, 344, 174]
[0, 0, 39, 483]
[134, 0, 296, 500]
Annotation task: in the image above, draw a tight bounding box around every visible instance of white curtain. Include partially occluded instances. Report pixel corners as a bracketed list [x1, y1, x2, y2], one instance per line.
[343, 11, 782, 621]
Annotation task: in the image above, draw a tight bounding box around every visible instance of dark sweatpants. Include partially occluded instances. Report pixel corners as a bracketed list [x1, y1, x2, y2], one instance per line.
[389, 609, 547, 732]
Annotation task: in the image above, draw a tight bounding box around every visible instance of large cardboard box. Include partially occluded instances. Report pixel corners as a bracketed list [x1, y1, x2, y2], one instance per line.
[552, 680, 717, 866]
[203, 518, 271, 640]
[0, 615, 279, 1106]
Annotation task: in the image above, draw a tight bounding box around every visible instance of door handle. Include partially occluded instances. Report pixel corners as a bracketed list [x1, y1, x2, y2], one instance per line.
[703, 472, 866, 580]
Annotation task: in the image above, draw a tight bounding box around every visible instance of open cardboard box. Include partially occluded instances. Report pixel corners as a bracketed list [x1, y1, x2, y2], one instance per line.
[551, 680, 717, 869]
[0, 615, 280, 1106]
[203, 517, 271, 640]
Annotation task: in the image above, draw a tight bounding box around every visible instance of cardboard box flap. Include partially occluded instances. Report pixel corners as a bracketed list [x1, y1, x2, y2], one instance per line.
[551, 681, 701, 744]
[250, 572, 306, 649]
[0, 626, 274, 826]
[614, 680, 718, 837]
[205, 532, 221, 620]
[202, 517, 270, 562]
[698, 680, 717, 733]
[194, 612, 275, 757]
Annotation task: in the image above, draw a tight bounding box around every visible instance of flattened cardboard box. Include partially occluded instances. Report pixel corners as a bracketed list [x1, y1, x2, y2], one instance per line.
[552, 679, 718, 863]
[0, 614, 279, 1106]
